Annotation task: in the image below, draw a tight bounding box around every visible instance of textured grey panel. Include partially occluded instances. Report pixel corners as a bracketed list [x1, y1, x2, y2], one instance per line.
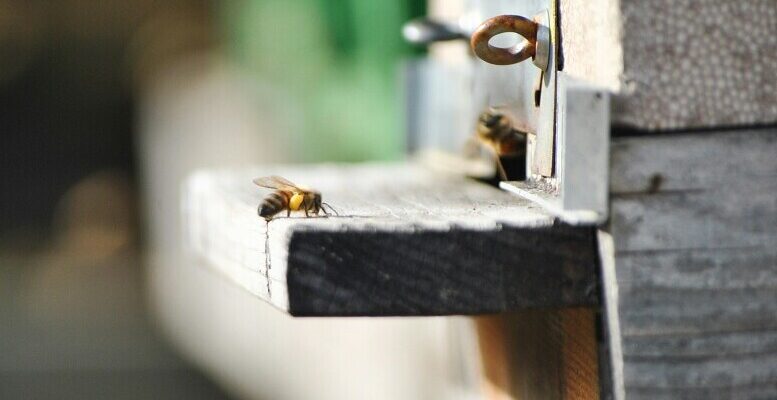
[560, 0, 777, 131]
[614, 0, 777, 130]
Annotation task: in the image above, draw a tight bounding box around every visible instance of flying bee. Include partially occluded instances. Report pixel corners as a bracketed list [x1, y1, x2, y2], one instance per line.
[253, 176, 336, 221]
[475, 109, 528, 180]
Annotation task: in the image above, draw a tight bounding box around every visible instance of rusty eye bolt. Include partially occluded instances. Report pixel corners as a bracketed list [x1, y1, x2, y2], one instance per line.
[470, 13, 549, 70]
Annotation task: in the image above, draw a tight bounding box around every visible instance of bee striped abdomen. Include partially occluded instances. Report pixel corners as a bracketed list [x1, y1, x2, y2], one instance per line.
[259, 190, 291, 219]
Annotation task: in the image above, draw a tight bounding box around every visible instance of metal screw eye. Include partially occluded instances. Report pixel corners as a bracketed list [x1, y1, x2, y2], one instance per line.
[470, 10, 551, 71]
[470, 15, 538, 66]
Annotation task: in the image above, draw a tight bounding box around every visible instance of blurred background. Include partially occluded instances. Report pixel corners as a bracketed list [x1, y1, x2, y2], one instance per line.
[0, 1, 482, 399]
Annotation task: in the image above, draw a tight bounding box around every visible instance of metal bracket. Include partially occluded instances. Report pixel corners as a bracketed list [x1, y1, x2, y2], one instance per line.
[531, 8, 556, 177]
[502, 76, 610, 225]
[470, 7, 556, 178]
[532, 10, 551, 71]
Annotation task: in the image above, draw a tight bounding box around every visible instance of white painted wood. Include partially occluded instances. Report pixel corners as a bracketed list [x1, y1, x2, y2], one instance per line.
[557, 77, 610, 218]
[558, 0, 622, 92]
[597, 230, 626, 400]
[501, 180, 600, 225]
[184, 162, 555, 311]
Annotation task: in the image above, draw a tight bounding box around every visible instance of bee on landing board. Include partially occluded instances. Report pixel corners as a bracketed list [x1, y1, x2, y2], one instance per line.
[253, 176, 337, 221]
[475, 109, 528, 181]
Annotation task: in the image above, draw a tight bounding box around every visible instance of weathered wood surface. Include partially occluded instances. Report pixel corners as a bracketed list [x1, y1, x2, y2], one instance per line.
[560, 0, 777, 131]
[475, 309, 600, 400]
[597, 231, 625, 400]
[185, 163, 599, 316]
[611, 183, 777, 252]
[610, 128, 777, 194]
[608, 128, 777, 398]
[558, 0, 622, 93]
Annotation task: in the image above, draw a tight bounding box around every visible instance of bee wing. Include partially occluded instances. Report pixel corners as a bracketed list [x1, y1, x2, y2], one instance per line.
[253, 175, 302, 191]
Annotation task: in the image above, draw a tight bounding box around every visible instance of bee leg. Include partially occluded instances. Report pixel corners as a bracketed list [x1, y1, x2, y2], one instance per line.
[304, 207, 310, 217]
[495, 156, 508, 181]
[286, 209, 291, 217]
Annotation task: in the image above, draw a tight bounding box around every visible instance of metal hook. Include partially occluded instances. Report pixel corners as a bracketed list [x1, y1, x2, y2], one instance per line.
[471, 15, 537, 65]
[470, 12, 550, 71]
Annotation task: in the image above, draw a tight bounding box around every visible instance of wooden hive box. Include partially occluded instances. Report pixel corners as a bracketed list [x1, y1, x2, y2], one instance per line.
[172, 1, 777, 399]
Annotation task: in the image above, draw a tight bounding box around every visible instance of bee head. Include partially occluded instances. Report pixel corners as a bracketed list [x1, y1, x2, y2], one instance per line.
[477, 110, 511, 139]
[480, 111, 504, 128]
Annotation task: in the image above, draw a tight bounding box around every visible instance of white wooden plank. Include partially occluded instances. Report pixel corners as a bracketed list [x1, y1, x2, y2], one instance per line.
[597, 230, 626, 400]
[183, 162, 597, 314]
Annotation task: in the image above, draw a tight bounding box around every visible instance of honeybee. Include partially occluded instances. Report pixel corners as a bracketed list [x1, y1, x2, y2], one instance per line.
[253, 176, 335, 221]
[475, 109, 527, 180]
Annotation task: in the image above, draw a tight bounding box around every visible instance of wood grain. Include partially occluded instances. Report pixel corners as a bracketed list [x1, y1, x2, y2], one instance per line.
[623, 329, 777, 360]
[185, 162, 599, 316]
[287, 226, 598, 316]
[619, 286, 777, 336]
[608, 129, 777, 398]
[475, 316, 513, 400]
[615, 247, 777, 291]
[474, 310, 600, 400]
[611, 180, 777, 252]
[610, 128, 777, 194]
[561, 309, 600, 400]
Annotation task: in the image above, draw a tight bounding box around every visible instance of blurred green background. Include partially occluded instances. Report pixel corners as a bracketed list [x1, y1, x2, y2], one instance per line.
[0, 1, 428, 398]
[221, 0, 425, 161]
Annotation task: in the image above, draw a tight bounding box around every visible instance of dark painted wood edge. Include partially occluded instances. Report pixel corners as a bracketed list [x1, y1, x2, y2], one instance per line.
[285, 224, 600, 317]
